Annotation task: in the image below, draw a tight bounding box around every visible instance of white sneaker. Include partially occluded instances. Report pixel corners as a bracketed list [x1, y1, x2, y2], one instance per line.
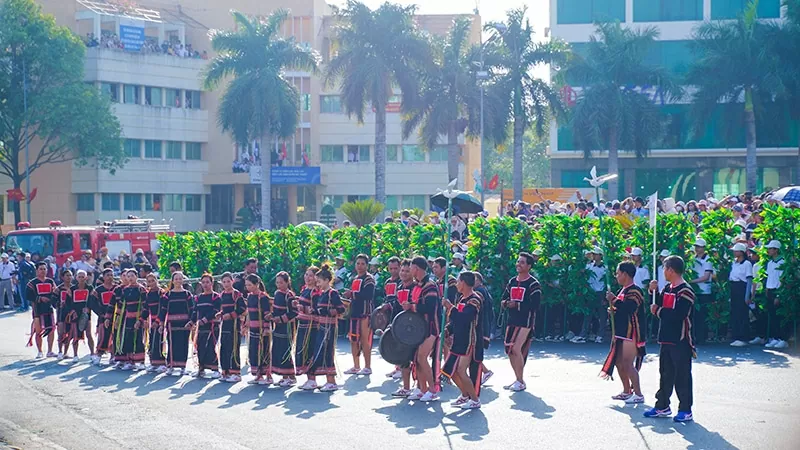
[257, 378, 272, 385]
[156, 365, 168, 373]
[392, 388, 411, 398]
[386, 369, 399, 378]
[208, 371, 221, 379]
[90, 355, 100, 365]
[773, 340, 789, 349]
[177, 369, 186, 377]
[730, 340, 747, 347]
[72, 356, 79, 363]
[451, 395, 468, 406]
[36, 352, 44, 359]
[343, 367, 360, 375]
[509, 381, 526, 392]
[319, 383, 339, 392]
[406, 388, 423, 400]
[247, 378, 260, 385]
[419, 391, 439, 402]
[749, 337, 766, 345]
[133, 363, 145, 371]
[57, 353, 64, 361]
[225, 375, 242, 383]
[121, 363, 134, 371]
[357, 368, 372, 376]
[625, 394, 645, 404]
[481, 370, 494, 385]
[392, 370, 402, 380]
[570, 336, 586, 344]
[460, 399, 481, 410]
[191, 371, 205, 378]
[112, 361, 123, 369]
[595, 336, 603, 344]
[765, 339, 778, 348]
[299, 380, 318, 390]
[565, 331, 575, 340]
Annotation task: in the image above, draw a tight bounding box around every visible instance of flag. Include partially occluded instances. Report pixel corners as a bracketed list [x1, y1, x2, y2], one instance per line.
[648, 191, 658, 228]
[488, 174, 499, 191]
[28, 188, 38, 203]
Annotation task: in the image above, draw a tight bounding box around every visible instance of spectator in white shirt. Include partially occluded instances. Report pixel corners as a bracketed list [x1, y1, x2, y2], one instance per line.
[630, 247, 650, 289]
[763, 240, 787, 349]
[576, 247, 607, 344]
[657, 250, 670, 292]
[0, 253, 16, 309]
[333, 255, 348, 291]
[728, 243, 753, 347]
[689, 238, 714, 345]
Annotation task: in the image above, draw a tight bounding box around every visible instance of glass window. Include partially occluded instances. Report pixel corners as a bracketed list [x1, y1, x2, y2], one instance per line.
[79, 234, 91, 251]
[302, 94, 311, 111]
[57, 233, 74, 254]
[384, 195, 398, 211]
[165, 194, 183, 211]
[401, 195, 426, 210]
[167, 89, 182, 108]
[144, 140, 162, 159]
[557, 0, 626, 24]
[633, 0, 702, 22]
[123, 84, 140, 104]
[711, 0, 780, 19]
[387, 145, 399, 162]
[185, 194, 202, 212]
[402, 145, 425, 162]
[76, 194, 94, 211]
[145, 194, 162, 211]
[359, 146, 370, 162]
[346, 145, 370, 162]
[101, 193, 120, 211]
[713, 168, 782, 198]
[321, 145, 344, 162]
[123, 193, 142, 211]
[145, 87, 162, 106]
[166, 142, 182, 160]
[123, 139, 141, 158]
[186, 143, 202, 160]
[185, 90, 201, 109]
[322, 195, 344, 209]
[429, 146, 448, 162]
[644, 40, 693, 76]
[635, 169, 697, 201]
[206, 185, 234, 225]
[320, 95, 343, 113]
[101, 83, 119, 102]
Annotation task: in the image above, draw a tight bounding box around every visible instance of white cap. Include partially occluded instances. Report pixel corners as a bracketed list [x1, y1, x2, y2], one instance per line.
[368, 257, 381, 265]
[0, 253, 7, 258]
[731, 243, 748, 253]
[532, 249, 543, 256]
[583, 249, 592, 255]
[550, 254, 562, 261]
[660, 250, 671, 257]
[452, 252, 465, 261]
[766, 240, 782, 250]
[694, 238, 707, 247]
[630, 247, 643, 256]
[592, 246, 603, 255]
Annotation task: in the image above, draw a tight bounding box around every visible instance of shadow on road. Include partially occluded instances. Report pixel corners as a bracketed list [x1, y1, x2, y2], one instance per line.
[509, 390, 556, 419]
[279, 388, 339, 418]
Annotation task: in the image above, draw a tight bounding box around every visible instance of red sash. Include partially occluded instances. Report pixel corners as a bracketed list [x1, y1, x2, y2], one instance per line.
[384, 282, 397, 297]
[37, 283, 52, 295]
[397, 290, 409, 304]
[101, 291, 113, 306]
[411, 286, 422, 304]
[74, 289, 89, 303]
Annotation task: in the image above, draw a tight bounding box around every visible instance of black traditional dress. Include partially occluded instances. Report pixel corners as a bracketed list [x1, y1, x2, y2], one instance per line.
[160, 290, 193, 368]
[442, 292, 484, 394]
[26, 277, 57, 342]
[146, 287, 166, 367]
[219, 289, 246, 375]
[307, 289, 345, 376]
[271, 289, 298, 376]
[192, 292, 221, 371]
[109, 284, 148, 364]
[294, 286, 317, 375]
[247, 292, 272, 377]
[92, 283, 117, 355]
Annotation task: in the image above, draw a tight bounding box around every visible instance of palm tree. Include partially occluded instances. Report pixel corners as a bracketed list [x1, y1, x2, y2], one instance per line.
[204, 10, 319, 229]
[686, 0, 782, 193]
[566, 22, 680, 199]
[401, 17, 480, 186]
[769, 0, 800, 184]
[484, 7, 568, 201]
[325, 0, 432, 204]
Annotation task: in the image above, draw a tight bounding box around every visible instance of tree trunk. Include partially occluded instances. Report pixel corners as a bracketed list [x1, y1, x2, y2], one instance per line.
[608, 128, 619, 200]
[374, 102, 387, 204]
[744, 88, 757, 193]
[447, 124, 459, 187]
[260, 138, 272, 230]
[512, 114, 524, 201]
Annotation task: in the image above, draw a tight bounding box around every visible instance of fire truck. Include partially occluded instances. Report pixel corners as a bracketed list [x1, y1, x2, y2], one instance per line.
[5, 218, 174, 266]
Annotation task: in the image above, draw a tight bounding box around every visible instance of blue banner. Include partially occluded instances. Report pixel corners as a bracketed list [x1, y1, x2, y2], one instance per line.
[119, 25, 145, 52]
[249, 166, 321, 185]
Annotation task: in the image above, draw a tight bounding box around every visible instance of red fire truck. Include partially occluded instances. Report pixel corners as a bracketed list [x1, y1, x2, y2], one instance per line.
[5, 218, 174, 266]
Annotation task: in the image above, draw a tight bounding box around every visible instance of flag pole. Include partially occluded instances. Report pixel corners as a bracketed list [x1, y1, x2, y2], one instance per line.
[650, 192, 658, 305]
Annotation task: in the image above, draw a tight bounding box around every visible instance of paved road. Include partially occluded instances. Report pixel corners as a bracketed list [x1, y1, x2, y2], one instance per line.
[0, 310, 798, 450]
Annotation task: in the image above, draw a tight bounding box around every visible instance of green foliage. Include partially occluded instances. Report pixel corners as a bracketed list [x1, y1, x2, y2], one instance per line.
[485, 129, 552, 189]
[698, 209, 738, 329]
[753, 205, 800, 326]
[340, 199, 385, 227]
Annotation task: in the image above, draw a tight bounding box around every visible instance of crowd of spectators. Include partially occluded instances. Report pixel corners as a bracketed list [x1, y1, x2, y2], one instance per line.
[83, 32, 208, 59]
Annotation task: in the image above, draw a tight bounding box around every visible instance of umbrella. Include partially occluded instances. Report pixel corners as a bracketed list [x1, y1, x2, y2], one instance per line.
[769, 186, 800, 203]
[297, 221, 331, 232]
[430, 192, 483, 215]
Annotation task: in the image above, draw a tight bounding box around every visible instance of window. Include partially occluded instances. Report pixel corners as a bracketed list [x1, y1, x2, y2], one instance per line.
[302, 94, 311, 111]
[123, 84, 140, 104]
[429, 146, 448, 162]
[123, 194, 142, 211]
[185, 142, 202, 160]
[166, 142, 182, 160]
[185, 90, 201, 109]
[79, 234, 91, 251]
[101, 83, 119, 102]
[713, 168, 781, 198]
[145, 194, 162, 211]
[57, 234, 74, 254]
[322, 195, 344, 209]
[634, 0, 702, 22]
[401, 195, 426, 210]
[185, 194, 202, 212]
[557, 0, 626, 24]
[145, 86, 163, 106]
[144, 140, 162, 159]
[384, 195, 398, 211]
[320, 95, 343, 113]
[206, 185, 234, 225]
[101, 193, 120, 211]
[347, 145, 370, 162]
[123, 139, 141, 158]
[347, 195, 371, 203]
[167, 89, 182, 108]
[165, 194, 183, 211]
[76, 194, 94, 211]
[321, 145, 345, 162]
[402, 145, 425, 162]
[387, 145, 399, 162]
[711, 0, 780, 20]
[644, 40, 693, 76]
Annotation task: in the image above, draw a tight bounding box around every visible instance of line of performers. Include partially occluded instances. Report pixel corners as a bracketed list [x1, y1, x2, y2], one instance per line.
[23, 251, 697, 420]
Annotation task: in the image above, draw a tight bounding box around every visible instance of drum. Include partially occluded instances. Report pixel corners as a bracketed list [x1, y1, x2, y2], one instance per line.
[370, 307, 391, 332]
[390, 311, 428, 347]
[379, 326, 415, 366]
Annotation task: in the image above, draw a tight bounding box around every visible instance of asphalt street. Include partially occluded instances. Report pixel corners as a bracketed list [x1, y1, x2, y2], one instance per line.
[0, 309, 798, 450]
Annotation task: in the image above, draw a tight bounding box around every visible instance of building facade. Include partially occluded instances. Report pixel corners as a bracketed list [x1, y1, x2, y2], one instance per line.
[10, 0, 481, 231]
[549, 0, 796, 201]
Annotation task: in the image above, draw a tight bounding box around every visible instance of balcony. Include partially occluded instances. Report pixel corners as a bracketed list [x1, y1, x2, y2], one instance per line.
[72, 158, 208, 195]
[320, 162, 465, 196]
[113, 103, 208, 142]
[84, 47, 206, 90]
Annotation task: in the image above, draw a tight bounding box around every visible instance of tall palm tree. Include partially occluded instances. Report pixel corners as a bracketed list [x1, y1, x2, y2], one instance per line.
[204, 10, 318, 229]
[768, 0, 800, 184]
[686, 0, 782, 193]
[484, 7, 568, 201]
[401, 17, 480, 186]
[325, 0, 432, 204]
[566, 22, 680, 199]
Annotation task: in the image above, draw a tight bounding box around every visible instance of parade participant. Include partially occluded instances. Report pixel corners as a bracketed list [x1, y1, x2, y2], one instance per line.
[343, 254, 376, 376]
[380, 257, 402, 380]
[70, 270, 94, 362]
[303, 265, 346, 392]
[688, 238, 713, 345]
[91, 268, 117, 365]
[293, 267, 319, 386]
[189, 274, 221, 378]
[405, 256, 442, 402]
[442, 271, 483, 410]
[763, 241, 787, 349]
[644, 256, 696, 423]
[500, 252, 542, 392]
[234, 258, 258, 293]
[144, 273, 166, 373]
[159, 271, 193, 376]
[26, 262, 58, 359]
[388, 258, 417, 397]
[105, 269, 147, 370]
[576, 247, 607, 344]
[55, 269, 74, 360]
[217, 272, 246, 382]
[601, 262, 646, 404]
[474, 273, 494, 385]
[246, 273, 273, 385]
[271, 272, 298, 387]
[432, 257, 456, 362]
[728, 243, 753, 347]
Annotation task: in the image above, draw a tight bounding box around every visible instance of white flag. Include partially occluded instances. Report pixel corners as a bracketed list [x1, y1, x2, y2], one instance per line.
[648, 191, 658, 228]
